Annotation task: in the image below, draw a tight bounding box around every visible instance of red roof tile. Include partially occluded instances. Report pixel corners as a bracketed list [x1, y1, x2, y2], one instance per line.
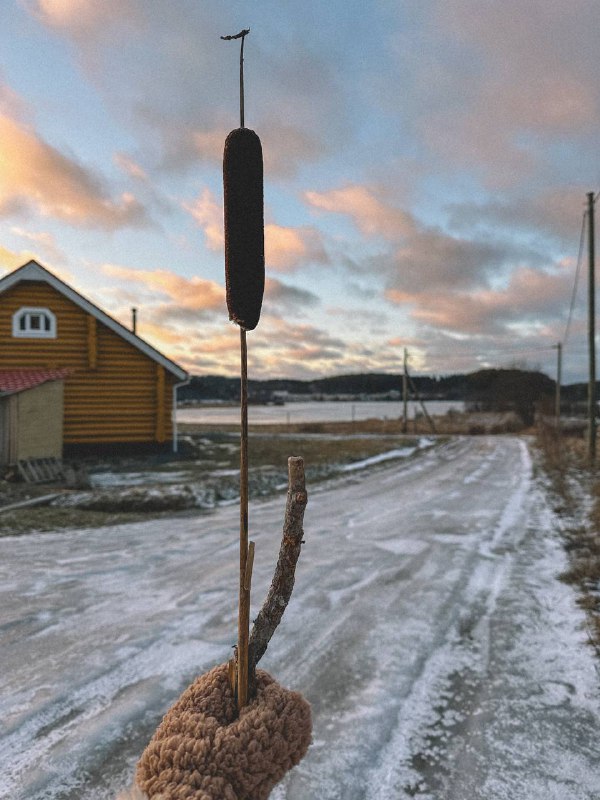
[0, 368, 70, 395]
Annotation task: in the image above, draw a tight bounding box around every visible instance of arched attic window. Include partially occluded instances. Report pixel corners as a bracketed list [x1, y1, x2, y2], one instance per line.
[12, 307, 57, 339]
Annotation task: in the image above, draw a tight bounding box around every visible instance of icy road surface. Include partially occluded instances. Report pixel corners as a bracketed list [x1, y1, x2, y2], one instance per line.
[1, 436, 599, 799]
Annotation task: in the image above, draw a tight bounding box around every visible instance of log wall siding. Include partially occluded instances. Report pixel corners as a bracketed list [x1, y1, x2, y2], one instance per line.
[0, 282, 175, 444]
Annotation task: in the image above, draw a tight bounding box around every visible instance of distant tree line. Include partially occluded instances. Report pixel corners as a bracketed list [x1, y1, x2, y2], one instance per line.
[178, 372, 469, 403]
[464, 369, 554, 425]
[182, 369, 589, 423]
[178, 369, 600, 426]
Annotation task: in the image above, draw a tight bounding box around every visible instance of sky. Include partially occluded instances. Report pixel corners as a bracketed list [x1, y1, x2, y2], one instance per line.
[0, 0, 599, 383]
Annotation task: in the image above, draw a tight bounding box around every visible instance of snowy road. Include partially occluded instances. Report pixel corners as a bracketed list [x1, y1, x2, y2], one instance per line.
[1, 436, 599, 799]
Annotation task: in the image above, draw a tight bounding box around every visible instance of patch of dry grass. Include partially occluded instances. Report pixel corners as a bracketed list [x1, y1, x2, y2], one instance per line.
[180, 409, 525, 438]
[536, 418, 600, 654]
[245, 432, 417, 468]
[0, 506, 172, 536]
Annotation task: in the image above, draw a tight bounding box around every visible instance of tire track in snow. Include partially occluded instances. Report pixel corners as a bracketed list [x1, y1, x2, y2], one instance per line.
[272, 438, 534, 799]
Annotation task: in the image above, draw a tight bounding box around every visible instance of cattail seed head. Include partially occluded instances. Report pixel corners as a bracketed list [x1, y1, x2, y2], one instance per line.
[223, 127, 265, 331]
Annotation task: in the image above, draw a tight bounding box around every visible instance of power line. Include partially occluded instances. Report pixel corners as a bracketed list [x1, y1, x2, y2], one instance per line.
[563, 209, 587, 346]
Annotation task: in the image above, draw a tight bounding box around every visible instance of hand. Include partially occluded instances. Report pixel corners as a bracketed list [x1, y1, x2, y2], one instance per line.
[136, 663, 312, 800]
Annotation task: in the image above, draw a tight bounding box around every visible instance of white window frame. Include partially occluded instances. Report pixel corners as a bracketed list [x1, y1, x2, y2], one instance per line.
[12, 307, 57, 339]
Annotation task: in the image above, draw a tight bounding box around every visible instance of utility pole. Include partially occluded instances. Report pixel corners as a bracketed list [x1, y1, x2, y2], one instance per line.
[588, 192, 596, 466]
[406, 366, 437, 434]
[555, 342, 562, 423]
[402, 348, 408, 433]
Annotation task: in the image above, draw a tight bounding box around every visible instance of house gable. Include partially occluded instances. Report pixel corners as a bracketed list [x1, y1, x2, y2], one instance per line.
[0, 261, 187, 381]
[0, 261, 189, 446]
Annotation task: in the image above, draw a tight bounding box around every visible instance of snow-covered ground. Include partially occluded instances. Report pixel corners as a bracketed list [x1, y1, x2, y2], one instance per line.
[1, 436, 598, 799]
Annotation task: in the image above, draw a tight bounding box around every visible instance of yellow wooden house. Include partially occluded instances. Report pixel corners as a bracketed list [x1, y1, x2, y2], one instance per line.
[0, 260, 188, 453]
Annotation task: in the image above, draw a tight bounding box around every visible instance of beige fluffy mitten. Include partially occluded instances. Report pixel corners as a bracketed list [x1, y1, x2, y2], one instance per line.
[135, 663, 312, 800]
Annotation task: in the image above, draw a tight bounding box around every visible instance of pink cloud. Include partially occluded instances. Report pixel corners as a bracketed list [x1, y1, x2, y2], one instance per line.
[438, 0, 597, 135]
[0, 80, 29, 121]
[0, 113, 148, 228]
[260, 122, 323, 179]
[25, 0, 141, 38]
[9, 227, 66, 264]
[113, 152, 148, 182]
[306, 182, 510, 293]
[183, 188, 223, 252]
[101, 264, 224, 312]
[409, 0, 600, 186]
[184, 188, 328, 271]
[192, 128, 228, 163]
[0, 245, 37, 273]
[305, 185, 415, 240]
[265, 224, 328, 272]
[387, 264, 573, 337]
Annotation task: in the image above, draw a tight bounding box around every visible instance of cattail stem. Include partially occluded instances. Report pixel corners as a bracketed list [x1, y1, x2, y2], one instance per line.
[238, 328, 250, 709]
[221, 29, 250, 129]
[221, 26, 257, 711]
[239, 32, 245, 127]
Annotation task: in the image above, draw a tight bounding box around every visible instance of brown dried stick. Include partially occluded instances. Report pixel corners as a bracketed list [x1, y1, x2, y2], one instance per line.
[248, 456, 308, 688]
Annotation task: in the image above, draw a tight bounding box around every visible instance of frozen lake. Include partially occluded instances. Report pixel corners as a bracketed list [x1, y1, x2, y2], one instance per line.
[177, 399, 464, 426]
[1, 437, 598, 799]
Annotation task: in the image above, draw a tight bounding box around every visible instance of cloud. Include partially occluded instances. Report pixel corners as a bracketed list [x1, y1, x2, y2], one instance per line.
[242, 318, 411, 380]
[161, 120, 326, 180]
[124, 321, 240, 376]
[0, 245, 35, 273]
[24, 0, 141, 39]
[327, 305, 390, 335]
[183, 188, 223, 252]
[145, 304, 221, 327]
[305, 185, 415, 240]
[306, 181, 522, 294]
[436, 0, 598, 133]
[387, 263, 573, 337]
[9, 227, 66, 264]
[113, 152, 148, 182]
[96, 263, 231, 367]
[15, 2, 594, 382]
[157, 124, 229, 174]
[260, 319, 345, 355]
[388, 229, 519, 295]
[307, 180, 573, 362]
[265, 224, 328, 272]
[239, 318, 349, 379]
[25, 3, 350, 180]
[447, 187, 589, 244]
[0, 113, 148, 228]
[101, 264, 225, 312]
[0, 78, 30, 121]
[259, 122, 324, 179]
[386, 0, 600, 188]
[184, 187, 328, 271]
[264, 277, 320, 311]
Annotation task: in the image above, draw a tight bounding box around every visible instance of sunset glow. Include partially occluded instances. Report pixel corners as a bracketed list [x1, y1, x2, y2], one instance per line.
[0, 2, 598, 381]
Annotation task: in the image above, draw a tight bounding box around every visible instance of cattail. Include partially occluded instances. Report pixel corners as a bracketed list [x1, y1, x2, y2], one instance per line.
[223, 127, 265, 331]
